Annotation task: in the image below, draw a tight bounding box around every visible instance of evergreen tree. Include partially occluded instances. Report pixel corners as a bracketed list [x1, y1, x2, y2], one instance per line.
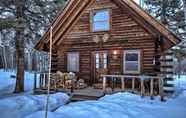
[144, 0, 186, 40]
[0, 0, 66, 93]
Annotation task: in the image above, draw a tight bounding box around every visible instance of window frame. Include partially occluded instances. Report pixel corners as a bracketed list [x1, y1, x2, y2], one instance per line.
[90, 9, 111, 32]
[67, 52, 80, 72]
[123, 50, 141, 74]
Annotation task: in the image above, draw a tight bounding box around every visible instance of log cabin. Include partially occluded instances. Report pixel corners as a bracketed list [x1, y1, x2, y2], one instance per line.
[35, 0, 181, 96]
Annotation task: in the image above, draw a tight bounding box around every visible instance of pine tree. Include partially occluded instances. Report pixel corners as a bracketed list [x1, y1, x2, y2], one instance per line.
[14, 0, 25, 93]
[144, 0, 186, 40]
[0, 0, 66, 93]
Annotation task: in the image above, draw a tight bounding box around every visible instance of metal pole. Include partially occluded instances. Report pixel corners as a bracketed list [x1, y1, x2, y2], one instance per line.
[45, 26, 53, 118]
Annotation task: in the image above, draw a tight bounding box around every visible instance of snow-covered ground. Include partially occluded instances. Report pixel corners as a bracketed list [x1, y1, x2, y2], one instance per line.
[0, 69, 186, 118]
[0, 70, 38, 98]
[0, 93, 69, 118]
[175, 75, 186, 90]
[0, 70, 70, 118]
[26, 75, 186, 118]
[26, 91, 186, 118]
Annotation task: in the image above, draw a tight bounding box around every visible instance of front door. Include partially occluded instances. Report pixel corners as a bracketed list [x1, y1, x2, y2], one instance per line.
[93, 51, 108, 84]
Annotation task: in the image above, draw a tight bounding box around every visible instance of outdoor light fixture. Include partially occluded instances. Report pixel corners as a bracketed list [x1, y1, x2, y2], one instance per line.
[113, 50, 117, 55]
[113, 50, 118, 59]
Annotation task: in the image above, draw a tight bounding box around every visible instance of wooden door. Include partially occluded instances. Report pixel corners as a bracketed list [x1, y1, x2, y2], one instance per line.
[93, 51, 108, 84]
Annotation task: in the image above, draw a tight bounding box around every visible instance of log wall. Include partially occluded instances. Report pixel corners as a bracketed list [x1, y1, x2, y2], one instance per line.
[55, 0, 156, 83]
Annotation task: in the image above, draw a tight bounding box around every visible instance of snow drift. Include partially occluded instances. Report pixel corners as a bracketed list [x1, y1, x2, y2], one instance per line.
[0, 93, 69, 118]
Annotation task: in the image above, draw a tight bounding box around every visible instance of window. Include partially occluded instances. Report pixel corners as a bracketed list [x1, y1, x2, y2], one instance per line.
[96, 53, 99, 69]
[133, 0, 144, 7]
[92, 9, 110, 31]
[67, 52, 79, 72]
[95, 52, 107, 69]
[103, 53, 107, 69]
[123, 50, 141, 74]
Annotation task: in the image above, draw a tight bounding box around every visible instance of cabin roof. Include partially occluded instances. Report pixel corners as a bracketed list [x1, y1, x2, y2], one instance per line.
[35, 0, 181, 51]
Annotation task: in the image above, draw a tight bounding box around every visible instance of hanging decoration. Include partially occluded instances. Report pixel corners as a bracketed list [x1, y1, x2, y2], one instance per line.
[93, 35, 100, 43]
[102, 33, 110, 42]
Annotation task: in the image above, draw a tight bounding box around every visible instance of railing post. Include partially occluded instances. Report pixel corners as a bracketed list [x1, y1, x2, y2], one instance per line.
[132, 78, 135, 93]
[141, 79, 144, 97]
[121, 77, 125, 91]
[39, 73, 42, 89]
[150, 78, 154, 100]
[34, 72, 37, 90]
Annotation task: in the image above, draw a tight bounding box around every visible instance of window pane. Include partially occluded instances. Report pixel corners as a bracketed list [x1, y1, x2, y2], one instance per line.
[93, 21, 109, 31]
[103, 53, 107, 69]
[67, 52, 79, 72]
[124, 51, 140, 73]
[96, 59, 99, 63]
[92, 10, 109, 31]
[126, 53, 138, 61]
[104, 63, 107, 69]
[96, 64, 99, 69]
[93, 10, 109, 22]
[96, 53, 99, 59]
[96, 53, 99, 69]
[125, 62, 138, 71]
[103, 53, 107, 59]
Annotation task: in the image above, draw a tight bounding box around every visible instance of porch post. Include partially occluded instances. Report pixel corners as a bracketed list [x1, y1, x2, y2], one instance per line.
[159, 77, 164, 101]
[103, 76, 106, 93]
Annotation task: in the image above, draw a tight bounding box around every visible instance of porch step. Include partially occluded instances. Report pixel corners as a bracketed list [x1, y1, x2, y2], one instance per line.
[34, 88, 57, 94]
[70, 93, 104, 102]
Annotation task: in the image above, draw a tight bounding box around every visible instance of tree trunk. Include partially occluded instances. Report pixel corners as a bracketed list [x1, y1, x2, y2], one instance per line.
[14, 0, 25, 93]
[3, 46, 7, 71]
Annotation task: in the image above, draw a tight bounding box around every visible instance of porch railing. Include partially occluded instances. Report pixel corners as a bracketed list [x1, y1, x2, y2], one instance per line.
[101, 75, 165, 100]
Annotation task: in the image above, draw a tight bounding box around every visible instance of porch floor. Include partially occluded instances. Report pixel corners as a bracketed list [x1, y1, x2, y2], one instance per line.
[34, 87, 106, 101]
[34, 87, 142, 102]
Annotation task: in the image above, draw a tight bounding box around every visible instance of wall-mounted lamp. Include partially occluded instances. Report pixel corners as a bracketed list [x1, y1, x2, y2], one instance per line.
[113, 50, 117, 55]
[113, 50, 118, 59]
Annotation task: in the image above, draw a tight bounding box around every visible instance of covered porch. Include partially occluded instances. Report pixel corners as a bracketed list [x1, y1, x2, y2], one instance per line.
[34, 72, 165, 101]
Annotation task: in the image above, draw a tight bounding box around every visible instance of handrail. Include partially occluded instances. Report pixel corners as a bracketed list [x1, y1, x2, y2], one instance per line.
[101, 74, 164, 79]
[101, 74, 165, 101]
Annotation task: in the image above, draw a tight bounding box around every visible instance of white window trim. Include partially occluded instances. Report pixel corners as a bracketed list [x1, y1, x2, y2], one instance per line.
[91, 9, 110, 32]
[67, 52, 79, 72]
[123, 50, 141, 74]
